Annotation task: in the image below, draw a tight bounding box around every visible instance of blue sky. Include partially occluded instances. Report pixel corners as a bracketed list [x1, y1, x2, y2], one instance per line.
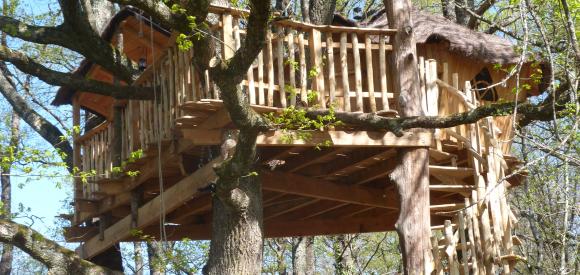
[1, 0, 72, 240]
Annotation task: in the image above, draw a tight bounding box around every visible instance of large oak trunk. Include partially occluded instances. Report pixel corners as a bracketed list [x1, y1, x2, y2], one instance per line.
[205, 175, 263, 274]
[384, 0, 432, 273]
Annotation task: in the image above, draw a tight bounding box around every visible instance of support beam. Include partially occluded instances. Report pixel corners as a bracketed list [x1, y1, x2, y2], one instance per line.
[181, 129, 432, 147]
[128, 213, 399, 241]
[261, 171, 399, 209]
[78, 158, 220, 259]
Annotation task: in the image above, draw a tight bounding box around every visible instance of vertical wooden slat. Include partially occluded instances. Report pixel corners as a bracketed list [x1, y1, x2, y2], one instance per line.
[458, 211, 470, 275]
[221, 13, 235, 59]
[364, 34, 376, 112]
[420, 57, 428, 114]
[298, 33, 307, 105]
[309, 29, 325, 108]
[247, 65, 256, 104]
[277, 27, 287, 108]
[427, 60, 441, 150]
[340, 32, 350, 112]
[452, 73, 464, 139]
[326, 35, 336, 107]
[351, 33, 363, 112]
[203, 70, 211, 99]
[419, 56, 426, 112]
[258, 51, 265, 105]
[287, 32, 296, 106]
[431, 235, 443, 274]
[189, 49, 198, 102]
[379, 35, 389, 110]
[444, 220, 460, 275]
[465, 197, 480, 273]
[266, 30, 275, 106]
[72, 95, 81, 206]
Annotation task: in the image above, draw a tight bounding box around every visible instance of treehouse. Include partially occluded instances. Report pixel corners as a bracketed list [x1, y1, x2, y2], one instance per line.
[53, 5, 539, 273]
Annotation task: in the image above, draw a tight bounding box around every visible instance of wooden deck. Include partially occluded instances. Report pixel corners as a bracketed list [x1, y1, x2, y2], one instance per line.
[66, 5, 524, 272]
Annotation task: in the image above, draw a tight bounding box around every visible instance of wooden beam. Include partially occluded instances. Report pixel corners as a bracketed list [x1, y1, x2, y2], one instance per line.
[261, 171, 399, 209]
[320, 149, 395, 180]
[78, 158, 220, 259]
[182, 129, 432, 147]
[284, 148, 351, 173]
[129, 213, 398, 241]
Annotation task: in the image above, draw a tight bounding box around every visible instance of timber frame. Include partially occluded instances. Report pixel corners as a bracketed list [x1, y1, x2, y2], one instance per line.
[61, 5, 527, 273]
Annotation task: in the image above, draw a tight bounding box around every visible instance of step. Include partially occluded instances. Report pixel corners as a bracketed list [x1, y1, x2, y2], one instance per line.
[430, 185, 475, 194]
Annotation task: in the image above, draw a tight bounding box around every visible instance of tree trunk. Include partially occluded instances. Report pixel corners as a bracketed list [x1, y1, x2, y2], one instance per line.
[454, 0, 469, 25]
[147, 241, 165, 275]
[441, 0, 454, 20]
[384, 0, 432, 273]
[332, 235, 354, 275]
[308, 0, 337, 25]
[133, 242, 144, 275]
[292, 237, 314, 275]
[0, 112, 19, 275]
[205, 169, 263, 275]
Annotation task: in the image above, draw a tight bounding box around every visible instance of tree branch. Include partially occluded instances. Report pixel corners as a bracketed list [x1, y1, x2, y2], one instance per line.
[305, 98, 568, 136]
[0, 16, 67, 45]
[0, 64, 73, 172]
[0, 219, 120, 274]
[0, 46, 154, 100]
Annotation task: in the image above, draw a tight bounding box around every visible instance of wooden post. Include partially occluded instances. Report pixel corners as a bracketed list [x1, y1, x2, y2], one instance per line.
[309, 28, 325, 108]
[384, 0, 432, 273]
[339, 33, 350, 111]
[277, 27, 287, 108]
[266, 30, 275, 106]
[364, 34, 376, 112]
[379, 35, 389, 110]
[352, 33, 363, 112]
[326, 35, 336, 107]
[222, 13, 235, 59]
[298, 33, 307, 105]
[287, 32, 296, 106]
[72, 95, 82, 223]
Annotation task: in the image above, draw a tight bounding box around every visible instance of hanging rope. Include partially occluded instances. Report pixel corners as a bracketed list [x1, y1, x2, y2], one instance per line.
[149, 15, 168, 248]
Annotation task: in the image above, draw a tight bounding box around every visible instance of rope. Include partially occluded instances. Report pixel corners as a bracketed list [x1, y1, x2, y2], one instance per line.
[149, 15, 168, 248]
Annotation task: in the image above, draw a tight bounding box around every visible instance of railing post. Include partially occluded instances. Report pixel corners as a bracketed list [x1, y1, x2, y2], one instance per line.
[309, 28, 326, 108]
[72, 94, 82, 223]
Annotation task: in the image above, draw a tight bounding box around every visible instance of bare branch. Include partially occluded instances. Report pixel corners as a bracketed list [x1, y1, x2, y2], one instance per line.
[0, 46, 154, 100]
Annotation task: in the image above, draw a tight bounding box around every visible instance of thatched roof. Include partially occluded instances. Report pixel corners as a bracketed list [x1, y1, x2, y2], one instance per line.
[338, 9, 520, 65]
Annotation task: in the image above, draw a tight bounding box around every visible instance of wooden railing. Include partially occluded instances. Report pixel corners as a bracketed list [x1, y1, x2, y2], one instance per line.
[423, 58, 519, 272]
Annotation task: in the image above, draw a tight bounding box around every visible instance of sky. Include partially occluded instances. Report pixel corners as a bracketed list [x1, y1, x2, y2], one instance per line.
[1, 0, 72, 240]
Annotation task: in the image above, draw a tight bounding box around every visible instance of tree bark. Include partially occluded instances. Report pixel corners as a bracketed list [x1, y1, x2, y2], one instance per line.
[147, 241, 165, 275]
[292, 237, 314, 275]
[384, 0, 432, 273]
[205, 132, 263, 275]
[133, 242, 144, 275]
[0, 219, 119, 274]
[0, 112, 18, 275]
[308, 0, 337, 25]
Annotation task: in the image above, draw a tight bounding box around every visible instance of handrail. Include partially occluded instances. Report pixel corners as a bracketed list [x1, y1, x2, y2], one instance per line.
[274, 19, 397, 35]
[436, 79, 476, 110]
[76, 121, 111, 144]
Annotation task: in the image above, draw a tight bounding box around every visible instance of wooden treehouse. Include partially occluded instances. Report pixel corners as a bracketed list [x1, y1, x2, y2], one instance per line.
[53, 6, 539, 273]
